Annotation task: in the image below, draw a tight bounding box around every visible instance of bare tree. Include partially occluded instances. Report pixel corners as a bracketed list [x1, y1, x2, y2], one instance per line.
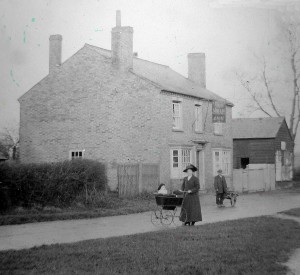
[236, 20, 300, 165]
[0, 124, 19, 161]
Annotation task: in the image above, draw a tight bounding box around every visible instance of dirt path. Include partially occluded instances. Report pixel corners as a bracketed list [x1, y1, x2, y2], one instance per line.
[0, 190, 299, 251]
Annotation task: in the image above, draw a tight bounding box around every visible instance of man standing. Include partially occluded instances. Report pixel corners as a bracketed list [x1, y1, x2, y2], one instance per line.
[214, 169, 227, 207]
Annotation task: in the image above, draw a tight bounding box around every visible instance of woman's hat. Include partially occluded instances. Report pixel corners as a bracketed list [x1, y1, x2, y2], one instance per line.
[183, 164, 197, 172]
[217, 169, 223, 173]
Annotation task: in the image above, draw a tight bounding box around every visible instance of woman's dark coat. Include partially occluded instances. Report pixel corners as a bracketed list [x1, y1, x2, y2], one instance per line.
[180, 175, 202, 222]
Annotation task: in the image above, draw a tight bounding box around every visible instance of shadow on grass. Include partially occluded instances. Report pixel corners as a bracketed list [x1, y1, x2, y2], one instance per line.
[1, 216, 300, 274]
[279, 207, 300, 217]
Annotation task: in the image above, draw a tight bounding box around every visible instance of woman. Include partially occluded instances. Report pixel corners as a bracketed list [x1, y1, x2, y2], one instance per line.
[180, 164, 202, 226]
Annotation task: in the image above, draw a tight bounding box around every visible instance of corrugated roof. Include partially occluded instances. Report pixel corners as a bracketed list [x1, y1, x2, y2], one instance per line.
[232, 117, 285, 139]
[85, 44, 232, 105]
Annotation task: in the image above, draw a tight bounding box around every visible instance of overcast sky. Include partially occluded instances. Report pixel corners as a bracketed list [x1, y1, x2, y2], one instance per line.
[1, 0, 299, 149]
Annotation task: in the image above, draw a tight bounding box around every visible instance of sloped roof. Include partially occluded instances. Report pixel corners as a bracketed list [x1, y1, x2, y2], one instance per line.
[85, 44, 232, 105]
[232, 117, 285, 139]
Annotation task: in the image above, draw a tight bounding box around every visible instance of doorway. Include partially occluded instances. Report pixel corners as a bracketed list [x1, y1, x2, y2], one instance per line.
[241, 158, 249, 169]
[196, 150, 205, 190]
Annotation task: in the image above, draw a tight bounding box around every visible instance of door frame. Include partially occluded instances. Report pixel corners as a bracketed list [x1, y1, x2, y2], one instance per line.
[196, 149, 205, 190]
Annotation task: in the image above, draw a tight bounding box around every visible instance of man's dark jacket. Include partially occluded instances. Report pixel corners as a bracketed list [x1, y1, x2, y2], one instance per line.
[214, 175, 227, 194]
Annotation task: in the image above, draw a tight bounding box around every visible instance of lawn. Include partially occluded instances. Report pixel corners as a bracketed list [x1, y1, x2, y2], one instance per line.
[0, 193, 156, 226]
[280, 207, 300, 217]
[1, 216, 300, 274]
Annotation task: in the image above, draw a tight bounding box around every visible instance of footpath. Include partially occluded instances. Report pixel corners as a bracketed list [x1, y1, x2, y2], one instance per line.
[0, 189, 299, 251]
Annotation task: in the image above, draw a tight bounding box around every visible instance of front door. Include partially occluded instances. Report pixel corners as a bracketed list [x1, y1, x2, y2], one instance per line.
[196, 150, 205, 190]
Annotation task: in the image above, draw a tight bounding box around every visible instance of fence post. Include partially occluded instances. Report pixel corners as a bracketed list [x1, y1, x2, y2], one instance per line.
[138, 162, 143, 194]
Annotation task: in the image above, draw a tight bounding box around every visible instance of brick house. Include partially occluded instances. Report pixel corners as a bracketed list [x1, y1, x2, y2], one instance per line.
[232, 117, 293, 181]
[18, 11, 233, 192]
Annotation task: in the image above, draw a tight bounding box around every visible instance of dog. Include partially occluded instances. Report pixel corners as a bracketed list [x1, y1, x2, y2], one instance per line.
[224, 191, 239, 207]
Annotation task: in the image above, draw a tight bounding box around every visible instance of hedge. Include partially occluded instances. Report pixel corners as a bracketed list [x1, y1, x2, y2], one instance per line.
[0, 159, 107, 210]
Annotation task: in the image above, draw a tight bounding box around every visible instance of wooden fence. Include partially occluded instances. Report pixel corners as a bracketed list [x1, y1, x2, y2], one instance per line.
[233, 164, 275, 193]
[117, 163, 160, 198]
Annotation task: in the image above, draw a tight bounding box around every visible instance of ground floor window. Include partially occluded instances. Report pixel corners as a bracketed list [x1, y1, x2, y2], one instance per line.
[212, 149, 231, 176]
[70, 150, 84, 160]
[171, 148, 192, 178]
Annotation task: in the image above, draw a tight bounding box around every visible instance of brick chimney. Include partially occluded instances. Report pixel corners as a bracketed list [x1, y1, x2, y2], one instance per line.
[111, 11, 133, 71]
[49, 34, 62, 73]
[187, 53, 206, 88]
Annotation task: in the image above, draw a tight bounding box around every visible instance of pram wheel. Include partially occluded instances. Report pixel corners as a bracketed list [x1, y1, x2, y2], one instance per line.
[151, 208, 161, 226]
[161, 209, 173, 225]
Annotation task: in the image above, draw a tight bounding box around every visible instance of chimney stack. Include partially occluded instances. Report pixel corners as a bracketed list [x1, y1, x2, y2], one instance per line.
[116, 10, 121, 27]
[187, 53, 206, 88]
[111, 11, 133, 71]
[49, 34, 62, 74]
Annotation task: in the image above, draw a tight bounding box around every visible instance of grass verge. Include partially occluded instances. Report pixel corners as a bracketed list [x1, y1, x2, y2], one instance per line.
[280, 207, 300, 217]
[0, 193, 156, 226]
[1, 216, 300, 274]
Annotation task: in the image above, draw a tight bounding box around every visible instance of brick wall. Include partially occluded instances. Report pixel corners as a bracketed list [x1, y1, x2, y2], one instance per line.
[19, 45, 232, 192]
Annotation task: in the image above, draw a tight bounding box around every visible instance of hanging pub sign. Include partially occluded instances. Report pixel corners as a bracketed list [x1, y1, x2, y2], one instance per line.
[212, 101, 226, 123]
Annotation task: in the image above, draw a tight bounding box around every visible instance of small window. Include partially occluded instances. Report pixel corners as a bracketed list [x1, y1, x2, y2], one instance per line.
[172, 101, 182, 130]
[173, 150, 179, 167]
[170, 148, 192, 178]
[213, 149, 231, 176]
[281, 141, 286, 150]
[70, 150, 84, 160]
[241, 158, 249, 169]
[214, 122, 223, 135]
[195, 104, 203, 132]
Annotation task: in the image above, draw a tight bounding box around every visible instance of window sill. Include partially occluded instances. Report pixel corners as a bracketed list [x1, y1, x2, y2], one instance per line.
[195, 130, 203, 134]
[172, 128, 184, 132]
[214, 133, 223, 136]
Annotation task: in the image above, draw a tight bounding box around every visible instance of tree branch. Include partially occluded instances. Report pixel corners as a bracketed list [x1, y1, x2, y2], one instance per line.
[261, 59, 281, 117]
[236, 72, 273, 117]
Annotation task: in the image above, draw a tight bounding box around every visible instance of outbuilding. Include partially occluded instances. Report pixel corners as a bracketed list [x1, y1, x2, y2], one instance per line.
[232, 117, 293, 181]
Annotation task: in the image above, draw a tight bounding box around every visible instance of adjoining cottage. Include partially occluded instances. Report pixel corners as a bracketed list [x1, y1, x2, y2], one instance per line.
[18, 11, 233, 192]
[232, 117, 293, 181]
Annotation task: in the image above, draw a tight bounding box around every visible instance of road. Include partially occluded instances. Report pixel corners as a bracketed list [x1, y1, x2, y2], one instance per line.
[0, 189, 299, 251]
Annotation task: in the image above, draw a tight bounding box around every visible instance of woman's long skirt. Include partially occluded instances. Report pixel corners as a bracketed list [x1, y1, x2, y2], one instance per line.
[180, 194, 202, 222]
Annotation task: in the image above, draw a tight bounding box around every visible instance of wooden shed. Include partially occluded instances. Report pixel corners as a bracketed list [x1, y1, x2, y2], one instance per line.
[232, 117, 293, 181]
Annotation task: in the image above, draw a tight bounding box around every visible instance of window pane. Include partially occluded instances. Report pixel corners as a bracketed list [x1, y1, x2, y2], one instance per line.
[72, 152, 75, 157]
[182, 149, 191, 171]
[215, 152, 219, 162]
[173, 150, 178, 156]
[172, 102, 182, 128]
[75, 152, 78, 157]
[79, 152, 82, 157]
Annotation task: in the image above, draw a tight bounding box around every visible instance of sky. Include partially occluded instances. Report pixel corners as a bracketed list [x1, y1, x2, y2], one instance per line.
[0, 0, 299, 150]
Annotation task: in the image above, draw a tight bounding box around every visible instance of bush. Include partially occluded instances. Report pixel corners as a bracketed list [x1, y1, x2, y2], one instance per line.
[0, 159, 107, 209]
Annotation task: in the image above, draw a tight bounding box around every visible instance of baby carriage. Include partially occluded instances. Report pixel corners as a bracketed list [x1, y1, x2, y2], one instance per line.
[151, 193, 187, 226]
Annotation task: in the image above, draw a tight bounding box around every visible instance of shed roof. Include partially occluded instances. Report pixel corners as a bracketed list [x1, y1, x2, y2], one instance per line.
[85, 44, 233, 105]
[232, 117, 285, 139]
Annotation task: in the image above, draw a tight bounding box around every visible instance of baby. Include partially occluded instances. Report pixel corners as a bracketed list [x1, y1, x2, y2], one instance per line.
[157, 183, 168, 195]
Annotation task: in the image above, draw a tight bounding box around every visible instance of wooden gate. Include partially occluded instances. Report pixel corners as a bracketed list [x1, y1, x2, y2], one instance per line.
[117, 163, 160, 198]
